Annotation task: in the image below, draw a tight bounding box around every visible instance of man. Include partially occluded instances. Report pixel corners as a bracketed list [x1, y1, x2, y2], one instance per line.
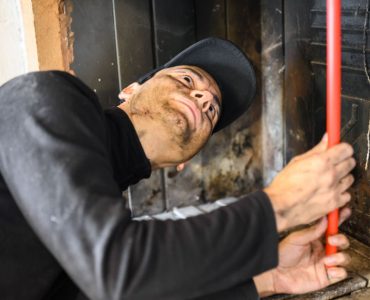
[0, 38, 354, 299]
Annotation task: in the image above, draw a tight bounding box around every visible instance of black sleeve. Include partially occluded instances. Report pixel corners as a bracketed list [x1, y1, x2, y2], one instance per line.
[0, 71, 277, 300]
[194, 280, 259, 300]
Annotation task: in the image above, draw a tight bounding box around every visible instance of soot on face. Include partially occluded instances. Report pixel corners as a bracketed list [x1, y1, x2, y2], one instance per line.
[162, 103, 192, 146]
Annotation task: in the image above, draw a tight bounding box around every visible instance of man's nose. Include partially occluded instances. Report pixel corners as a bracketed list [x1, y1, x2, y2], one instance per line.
[190, 90, 213, 112]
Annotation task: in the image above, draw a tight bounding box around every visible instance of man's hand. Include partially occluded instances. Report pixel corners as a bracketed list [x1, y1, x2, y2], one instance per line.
[264, 134, 355, 232]
[254, 208, 351, 297]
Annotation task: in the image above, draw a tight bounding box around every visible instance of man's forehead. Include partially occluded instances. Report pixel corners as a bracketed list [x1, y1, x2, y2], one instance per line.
[160, 65, 212, 80]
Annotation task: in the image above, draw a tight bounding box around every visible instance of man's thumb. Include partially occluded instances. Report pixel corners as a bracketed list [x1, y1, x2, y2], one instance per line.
[315, 133, 328, 150]
[296, 134, 328, 160]
[289, 217, 328, 245]
[309, 133, 328, 155]
[305, 217, 328, 242]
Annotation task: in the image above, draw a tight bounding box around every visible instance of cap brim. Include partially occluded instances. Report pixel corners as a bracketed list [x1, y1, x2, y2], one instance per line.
[164, 38, 256, 133]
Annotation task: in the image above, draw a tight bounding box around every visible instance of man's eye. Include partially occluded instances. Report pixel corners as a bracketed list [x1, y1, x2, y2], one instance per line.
[183, 76, 193, 86]
[208, 104, 216, 119]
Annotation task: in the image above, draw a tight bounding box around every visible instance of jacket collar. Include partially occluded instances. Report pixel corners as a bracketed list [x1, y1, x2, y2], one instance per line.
[104, 107, 151, 190]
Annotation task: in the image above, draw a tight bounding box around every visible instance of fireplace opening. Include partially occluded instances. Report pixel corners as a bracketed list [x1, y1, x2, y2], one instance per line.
[43, 0, 370, 299]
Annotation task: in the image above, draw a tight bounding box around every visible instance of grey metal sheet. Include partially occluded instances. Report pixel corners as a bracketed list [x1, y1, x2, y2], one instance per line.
[195, 0, 226, 39]
[70, 0, 119, 108]
[152, 0, 196, 65]
[113, 0, 154, 87]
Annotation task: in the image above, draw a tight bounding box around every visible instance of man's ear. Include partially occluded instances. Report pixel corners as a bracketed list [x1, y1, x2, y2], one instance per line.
[168, 162, 188, 178]
[176, 162, 187, 172]
[118, 82, 140, 102]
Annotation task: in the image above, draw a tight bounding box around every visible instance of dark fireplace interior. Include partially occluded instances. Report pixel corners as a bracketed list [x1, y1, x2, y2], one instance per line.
[69, 0, 370, 298]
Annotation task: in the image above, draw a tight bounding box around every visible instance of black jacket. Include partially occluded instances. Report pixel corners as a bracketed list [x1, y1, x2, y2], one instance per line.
[0, 71, 278, 300]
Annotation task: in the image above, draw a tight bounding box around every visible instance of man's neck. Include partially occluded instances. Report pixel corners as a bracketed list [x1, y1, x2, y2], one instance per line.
[117, 104, 178, 170]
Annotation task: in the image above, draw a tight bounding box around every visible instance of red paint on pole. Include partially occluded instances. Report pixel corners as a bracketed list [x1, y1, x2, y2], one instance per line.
[326, 0, 341, 256]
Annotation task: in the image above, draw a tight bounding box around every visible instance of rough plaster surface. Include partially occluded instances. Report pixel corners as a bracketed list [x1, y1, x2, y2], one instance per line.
[20, 0, 39, 72]
[0, 0, 74, 85]
[0, 0, 28, 84]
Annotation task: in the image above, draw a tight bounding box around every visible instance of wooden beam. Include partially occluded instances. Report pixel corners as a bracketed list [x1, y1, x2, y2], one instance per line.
[31, 0, 73, 72]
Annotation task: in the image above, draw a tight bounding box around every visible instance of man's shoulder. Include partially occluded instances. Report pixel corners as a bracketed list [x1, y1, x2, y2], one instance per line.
[0, 71, 106, 140]
[0, 71, 102, 113]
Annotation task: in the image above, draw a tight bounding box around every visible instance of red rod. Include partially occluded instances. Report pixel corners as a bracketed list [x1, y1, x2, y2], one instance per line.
[326, 0, 341, 256]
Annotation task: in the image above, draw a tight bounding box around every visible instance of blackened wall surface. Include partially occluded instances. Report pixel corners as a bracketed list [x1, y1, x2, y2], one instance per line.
[284, 0, 316, 162]
[309, 0, 370, 246]
[284, 0, 370, 246]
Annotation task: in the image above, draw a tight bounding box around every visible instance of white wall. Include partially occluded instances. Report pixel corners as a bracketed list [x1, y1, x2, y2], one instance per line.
[0, 0, 38, 85]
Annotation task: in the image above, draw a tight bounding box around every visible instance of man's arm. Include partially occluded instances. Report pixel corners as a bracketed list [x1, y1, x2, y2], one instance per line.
[193, 280, 258, 300]
[0, 71, 278, 300]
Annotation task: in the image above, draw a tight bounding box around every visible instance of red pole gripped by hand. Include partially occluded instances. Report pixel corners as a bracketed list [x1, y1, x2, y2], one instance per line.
[326, 0, 342, 256]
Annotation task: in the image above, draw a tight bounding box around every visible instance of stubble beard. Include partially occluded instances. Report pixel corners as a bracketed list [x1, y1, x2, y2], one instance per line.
[161, 103, 193, 147]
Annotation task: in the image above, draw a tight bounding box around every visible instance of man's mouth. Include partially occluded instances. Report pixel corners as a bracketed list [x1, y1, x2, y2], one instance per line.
[176, 97, 199, 129]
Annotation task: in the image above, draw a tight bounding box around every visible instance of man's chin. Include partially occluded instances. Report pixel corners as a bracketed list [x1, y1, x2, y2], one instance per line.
[162, 106, 193, 143]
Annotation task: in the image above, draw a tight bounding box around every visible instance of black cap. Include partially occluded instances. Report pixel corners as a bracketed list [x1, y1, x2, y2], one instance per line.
[137, 38, 256, 133]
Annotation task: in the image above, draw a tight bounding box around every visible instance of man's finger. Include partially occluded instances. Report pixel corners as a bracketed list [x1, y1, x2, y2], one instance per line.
[337, 192, 352, 208]
[325, 143, 354, 165]
[328, 234, 350, 250]
[337, 175, 355, 194]
[324, 252, 351, 267]
[339, 207, 352, 226]
[327, 267, 348, 284]
[334, 159, 356, 182]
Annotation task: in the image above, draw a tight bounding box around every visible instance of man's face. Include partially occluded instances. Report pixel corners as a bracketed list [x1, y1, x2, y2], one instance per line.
[128, 65, 222, 161]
